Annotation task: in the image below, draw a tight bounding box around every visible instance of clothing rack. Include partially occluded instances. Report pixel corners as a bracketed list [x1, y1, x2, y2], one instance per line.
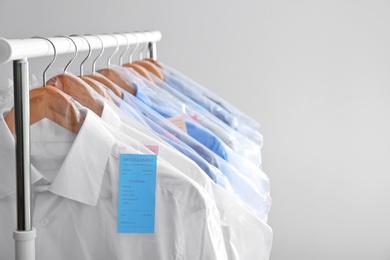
[0, 30, 162, 260]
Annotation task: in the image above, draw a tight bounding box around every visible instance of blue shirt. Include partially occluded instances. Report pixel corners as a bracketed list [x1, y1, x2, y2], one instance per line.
[163, 73, 239, 130]
[133, 86, 228, 161]
[161, 65, 264, 147]
[121, 90, 224, 163]
[143, 72, 263, 167]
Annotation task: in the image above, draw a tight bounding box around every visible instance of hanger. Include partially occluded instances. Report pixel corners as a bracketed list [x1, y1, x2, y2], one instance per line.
[97, 34, 137, 95]
[132, 32, 164, 80]
[144, 58, 165, 70]
[82, 34, 123, 99]
[121, 33, 155, 82]
[46, 35, 103, 117]
[72, 34, 114, 102]
[5, 36, 84, 134]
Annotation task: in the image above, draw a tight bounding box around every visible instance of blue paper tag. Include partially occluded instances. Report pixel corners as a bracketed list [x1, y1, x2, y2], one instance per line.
[118, 154, 157, 233]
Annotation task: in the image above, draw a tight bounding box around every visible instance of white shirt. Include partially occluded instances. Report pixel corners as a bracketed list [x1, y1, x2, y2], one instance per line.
[0, 108, 227, 260]
[99, 101, 273, 260]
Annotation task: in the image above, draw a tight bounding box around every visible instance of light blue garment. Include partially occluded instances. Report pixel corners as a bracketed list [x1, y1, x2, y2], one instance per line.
[161, 64, 264, 146]
[121, 91, 222, 168]
[131, 81, 229, 161]
[116, 90, 234, 191]
[139, 71, 263, 167]
[163, 73, 239, 129]
[138, 73, 270, 199]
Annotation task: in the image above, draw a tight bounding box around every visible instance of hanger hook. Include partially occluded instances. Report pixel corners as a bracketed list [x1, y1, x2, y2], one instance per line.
[118, 32, 130, 66]
[55, 35, 77, 74]
[70, 34, 91, 77]
[139, 32, 149, 60]
[85, 34, 104, 75]
[128, 33, 139, 63]
[31, 36, 57, 85]
[106, 33, 119, 67]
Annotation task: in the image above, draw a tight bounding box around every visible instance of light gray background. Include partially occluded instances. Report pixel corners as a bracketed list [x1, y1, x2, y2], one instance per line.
[1, 1, 390, 259]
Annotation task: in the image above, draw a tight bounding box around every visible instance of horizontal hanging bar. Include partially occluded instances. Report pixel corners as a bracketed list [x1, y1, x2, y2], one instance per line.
[0, 31, 162, 64]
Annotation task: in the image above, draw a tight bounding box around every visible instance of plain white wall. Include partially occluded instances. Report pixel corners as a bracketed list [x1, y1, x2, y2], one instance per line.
[1, 1, 390, 259]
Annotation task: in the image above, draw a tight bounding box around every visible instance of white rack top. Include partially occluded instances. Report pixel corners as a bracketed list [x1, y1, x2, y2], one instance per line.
[0, 31, 162, 64]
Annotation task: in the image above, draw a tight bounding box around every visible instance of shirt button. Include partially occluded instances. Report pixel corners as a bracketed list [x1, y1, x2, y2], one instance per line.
[39, 218, 49, 228]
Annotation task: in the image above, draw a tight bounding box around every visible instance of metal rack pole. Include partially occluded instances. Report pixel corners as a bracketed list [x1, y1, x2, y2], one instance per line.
[13, 59, 31, 231]
[12, 59, 36, 260]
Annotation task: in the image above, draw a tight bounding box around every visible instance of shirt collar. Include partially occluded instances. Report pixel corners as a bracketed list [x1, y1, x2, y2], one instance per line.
[0, 108, 115, 206]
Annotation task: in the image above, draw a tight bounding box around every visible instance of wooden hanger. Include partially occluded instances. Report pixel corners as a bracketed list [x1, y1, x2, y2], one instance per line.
[97, 68, 136, 95]
[70, 34, 115, 103]
[131, 33, 164, 80]
[47, 73, 103, 117]
[122, 63, 154, 82]
[122, 32, 163, 81]
[80, 34, 133, 97]
[133, 60, 164, 80]
[5, 86, 84, 134]
[75, 34, 122, 99]
[46, 35, 103, 117]
[83, 73, 123, 99]
[145, 58, 165, 70]
[79, 76, 114, 102]
[93, 34, 136, 95]
[117, 33, 154, 82]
